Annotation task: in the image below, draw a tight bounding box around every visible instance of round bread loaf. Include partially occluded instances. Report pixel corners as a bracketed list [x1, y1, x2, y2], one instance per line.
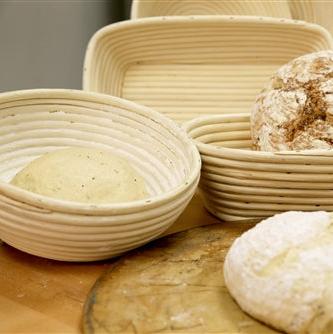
[224, 211, 333, 334]
[11, 147, 148, 204]
[251, 50, 333, 151]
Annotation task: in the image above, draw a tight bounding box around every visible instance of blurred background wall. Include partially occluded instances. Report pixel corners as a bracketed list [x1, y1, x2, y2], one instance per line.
[0, 0, 131, 92]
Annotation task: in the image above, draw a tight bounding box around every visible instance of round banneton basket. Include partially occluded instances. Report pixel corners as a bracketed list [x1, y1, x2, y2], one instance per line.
[0, 89, 201, 261]
[184, 114, 333, 222]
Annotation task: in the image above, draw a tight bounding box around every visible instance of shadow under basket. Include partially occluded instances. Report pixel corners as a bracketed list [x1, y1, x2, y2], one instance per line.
[0, 89, 201, 261]
[184, 114, 333, 222]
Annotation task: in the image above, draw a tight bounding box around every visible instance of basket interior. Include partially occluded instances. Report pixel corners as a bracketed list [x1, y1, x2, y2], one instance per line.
[188, 114, 252, 150]
[0, 93, 195, 198]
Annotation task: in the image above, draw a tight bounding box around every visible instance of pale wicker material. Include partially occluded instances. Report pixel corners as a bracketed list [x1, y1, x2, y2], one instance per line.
[131, 0, 291, 19]
[0, 89, 201, 261]
[83, 16, 333, 123]
[184, 114, 333, 222]
[289, 0, 333, 36]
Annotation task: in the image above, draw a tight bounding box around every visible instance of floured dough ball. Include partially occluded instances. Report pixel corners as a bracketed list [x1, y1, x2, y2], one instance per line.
[224, 211, 333, 334]
[11, 147, 148, 204]
[251, 50, 333, 151]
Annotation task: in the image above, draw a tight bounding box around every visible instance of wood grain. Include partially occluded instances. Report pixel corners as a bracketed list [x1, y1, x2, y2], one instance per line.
[0, 241, 110, 333]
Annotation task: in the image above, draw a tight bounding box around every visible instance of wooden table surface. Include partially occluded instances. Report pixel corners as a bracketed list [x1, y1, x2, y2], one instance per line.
[0, 194, 220, 333]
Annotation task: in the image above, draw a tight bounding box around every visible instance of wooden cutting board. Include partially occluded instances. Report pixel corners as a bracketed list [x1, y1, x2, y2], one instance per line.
[83, 222, 279, 334]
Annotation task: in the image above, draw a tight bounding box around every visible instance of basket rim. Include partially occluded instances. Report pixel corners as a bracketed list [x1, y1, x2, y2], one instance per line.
[83, 14, 333, 90]
[0, 88, 201, 215]
[183, 113, 333, 158]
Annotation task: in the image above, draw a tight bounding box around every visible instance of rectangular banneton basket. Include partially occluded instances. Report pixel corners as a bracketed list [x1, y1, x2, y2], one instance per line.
[131, 0, 292, 19]
[184, 114, 333, 221]
[83, 16, 333, 123]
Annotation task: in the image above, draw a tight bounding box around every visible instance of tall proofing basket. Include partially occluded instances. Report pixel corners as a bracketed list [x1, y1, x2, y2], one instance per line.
[131, 0, 333, 37]
[0, 89, 201, 261]
[131, 0, 291, 19]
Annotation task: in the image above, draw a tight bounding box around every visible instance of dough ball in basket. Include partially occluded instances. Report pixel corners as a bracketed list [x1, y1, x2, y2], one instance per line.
[11, 147, 148, 204]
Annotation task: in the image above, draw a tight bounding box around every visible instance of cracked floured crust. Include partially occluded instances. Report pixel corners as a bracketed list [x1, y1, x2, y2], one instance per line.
[251, 50, 333, 151]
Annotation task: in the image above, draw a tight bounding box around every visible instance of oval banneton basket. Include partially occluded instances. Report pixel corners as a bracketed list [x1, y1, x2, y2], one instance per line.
[0, 89, 201, 261]
[184, 114, 333, 221]
[83, 16, 333, 123]
[131, 0, 291, 19]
